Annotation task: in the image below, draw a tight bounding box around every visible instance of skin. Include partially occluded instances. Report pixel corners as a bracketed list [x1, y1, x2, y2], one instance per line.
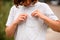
[31, 10, 60, 32]
[23, 0, 31, 6]
[5, 14, 28, 38]
[5, 0, 60, 38]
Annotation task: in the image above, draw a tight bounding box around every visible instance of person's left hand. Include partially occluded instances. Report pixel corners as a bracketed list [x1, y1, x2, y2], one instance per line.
[31, 9, 45, 19]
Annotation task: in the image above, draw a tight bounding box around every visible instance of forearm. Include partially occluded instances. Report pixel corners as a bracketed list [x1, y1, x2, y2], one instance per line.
[5, 22, 18, 38]
[31, 9, 60, 32]
[5, 14, 27, 38]
[40, 16, 60, 32]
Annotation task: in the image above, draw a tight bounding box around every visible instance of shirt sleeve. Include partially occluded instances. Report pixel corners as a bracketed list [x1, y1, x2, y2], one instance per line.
[43, 3, 59, 20]
[6, 6, 15, 26]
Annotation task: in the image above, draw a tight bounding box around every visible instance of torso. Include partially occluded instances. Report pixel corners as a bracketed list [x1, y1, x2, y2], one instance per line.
[14, 2, 47, 40]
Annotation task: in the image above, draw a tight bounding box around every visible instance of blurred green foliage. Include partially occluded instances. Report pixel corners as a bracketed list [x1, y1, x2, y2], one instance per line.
[0, 0, 14, 40]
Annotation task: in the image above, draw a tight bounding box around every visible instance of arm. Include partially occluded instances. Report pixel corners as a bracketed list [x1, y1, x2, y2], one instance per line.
[5, 14, 27, 38]
[5, 22, 18, 38]
[40, 15, 60, 32]
[31, 10, 60, 32]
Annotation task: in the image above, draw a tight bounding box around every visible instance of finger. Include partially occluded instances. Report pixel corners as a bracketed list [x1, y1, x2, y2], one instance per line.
[31, 13, 34, 16]
[20, 16, 25, 19]
[20, 14, 27, 16]
[32, 13, 36, 16]
[19, 18, 25, 21]
[21, 14, 27, 18]
[35, 14, 38, 17]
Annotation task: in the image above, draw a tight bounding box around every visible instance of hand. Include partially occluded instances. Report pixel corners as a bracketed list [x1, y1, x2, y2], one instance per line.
[31, 9, 45, 19]
[14, 14, 28, 24]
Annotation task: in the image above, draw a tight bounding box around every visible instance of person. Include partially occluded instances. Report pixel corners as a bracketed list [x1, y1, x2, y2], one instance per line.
[5, 0, 60, 40]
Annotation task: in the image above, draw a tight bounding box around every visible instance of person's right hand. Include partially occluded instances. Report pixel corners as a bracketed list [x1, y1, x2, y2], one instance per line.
[14, 14, 28, 24]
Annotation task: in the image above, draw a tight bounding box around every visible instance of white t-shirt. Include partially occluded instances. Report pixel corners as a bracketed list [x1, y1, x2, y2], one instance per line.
[6, 2, 58, 40]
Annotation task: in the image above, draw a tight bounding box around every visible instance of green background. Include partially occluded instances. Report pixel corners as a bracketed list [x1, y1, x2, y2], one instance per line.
[0, 0, 14, 40]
